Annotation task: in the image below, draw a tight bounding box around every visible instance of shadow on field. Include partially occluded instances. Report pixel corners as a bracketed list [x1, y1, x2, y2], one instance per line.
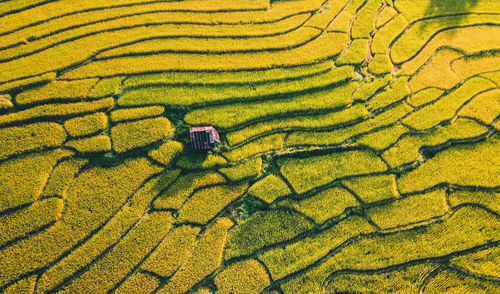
[421, 0, 480, 26]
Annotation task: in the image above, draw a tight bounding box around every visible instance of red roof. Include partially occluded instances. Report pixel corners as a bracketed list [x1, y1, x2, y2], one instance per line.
[189, 126, 220, 150]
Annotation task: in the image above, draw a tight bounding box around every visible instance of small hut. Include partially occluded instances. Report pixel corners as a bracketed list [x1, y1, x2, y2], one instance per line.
[189, 126, 220, 150]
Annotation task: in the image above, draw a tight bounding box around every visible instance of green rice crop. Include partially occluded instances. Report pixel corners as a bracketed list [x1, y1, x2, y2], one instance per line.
[225, 209, 314, 260]
[214, 259, 270, 294]
[185, 81, 357, 129]
[367, 189, 449, 229]
[278, 150, 387, 194]
[0, 198, 63, 248]
[65, 135, 112, 153]
[259, 216, 374, 280]
[158, 218, 233, 294]
[63, 112, 108, 138]
[142, 225, 201, 277]
[282, 206, 499, 293]
[219, 157, 262, 181]
[226, 105, 368, 146]
[402, 77, 495, 130]
[0, 149, 73, 212]
[153, 171, 226, 210]
[177, 183, 248, 224]
[248, 174, 291, 204]
[111, 117, 173, 153]
[342, 174, 399, 204]
[280, 186, 359, 224]
[0, 122, 66, 161]
[287, 103, 412, 146]
[398, 134, 500, 193]
[118, 66, 353, 107]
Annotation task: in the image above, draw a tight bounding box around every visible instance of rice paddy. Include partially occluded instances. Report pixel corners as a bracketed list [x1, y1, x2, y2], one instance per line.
[0, 0, 498, 293]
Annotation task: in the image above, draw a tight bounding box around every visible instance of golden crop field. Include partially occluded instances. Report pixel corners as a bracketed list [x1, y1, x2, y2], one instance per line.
[0, 0, 499, 293]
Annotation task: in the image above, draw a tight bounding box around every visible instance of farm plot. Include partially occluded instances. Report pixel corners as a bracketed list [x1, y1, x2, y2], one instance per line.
[0, 0, 499, 293]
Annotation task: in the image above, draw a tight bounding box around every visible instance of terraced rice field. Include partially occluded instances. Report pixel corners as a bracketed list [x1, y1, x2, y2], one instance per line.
[0, 0, 499, 293]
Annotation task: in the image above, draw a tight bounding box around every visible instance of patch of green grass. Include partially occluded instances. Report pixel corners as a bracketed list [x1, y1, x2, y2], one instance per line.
[177, 153, 226, 170]
[383, 118, 489, 168]
[142, 225, 201, 277]
[259, 216, 374, 280]
[0, 122, 66, 161]
[158, 218, 233, 294]
[367, 189, 449, 229]
[214, 259, 270, 294]
[248, 174, 291, 204]
[336, 38, 368, 66]
[177, 183, 248, 224]
[110, 106, 164, 123]
[402, 77, 496, 130]
[278, 150, 387, 194]
[219, 157, 262, 181]
[64, 112, 108, 137]
[342, 174, 399, 203]
[280, 187, 359, 224]
[111, 117, 173, 153]
[225, 209, 314, 260]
